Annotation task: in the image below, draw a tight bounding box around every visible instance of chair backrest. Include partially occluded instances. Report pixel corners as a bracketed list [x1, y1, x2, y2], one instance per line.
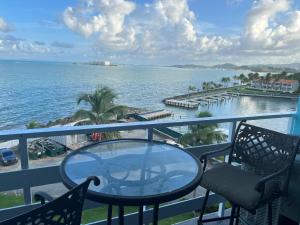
[230, 121, 300, 174]
[0, 176, 100, 225]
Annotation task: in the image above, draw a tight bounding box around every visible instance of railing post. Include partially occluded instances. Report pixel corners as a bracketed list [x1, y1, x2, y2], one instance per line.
[145, 128, 154, 224]
[227, 121, 237, 142]
[287, 117, 295, 135]
[218, 121, 237, 217]
[290, 97, 300, 135]
[19, 136, 31, 204]
[147, 128, 153, 141]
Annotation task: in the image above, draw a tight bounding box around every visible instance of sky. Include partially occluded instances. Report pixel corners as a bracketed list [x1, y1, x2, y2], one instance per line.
[0, 0, 300, 65]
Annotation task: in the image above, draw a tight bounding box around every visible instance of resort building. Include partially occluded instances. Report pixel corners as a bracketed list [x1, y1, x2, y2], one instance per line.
[251, 79, 299, 93]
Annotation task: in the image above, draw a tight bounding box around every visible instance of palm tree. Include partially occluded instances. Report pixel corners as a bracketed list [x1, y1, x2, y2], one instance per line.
[202, 82, 209, 91]
[179, 111, 227, 147]
[188, 85, 196, 94]
[221, 77, 227, 87]
[75, 86, 127, 140]
[265, 73, 272, 82]
[26, 120, 43, 129]
[238, 73, 247, 84]
[209, 81, 215, 89]
[248, 72, 260, 81]
[221, 77, 231, 87]
[233, 75, 238, 84]
[226, 77, 231, 86]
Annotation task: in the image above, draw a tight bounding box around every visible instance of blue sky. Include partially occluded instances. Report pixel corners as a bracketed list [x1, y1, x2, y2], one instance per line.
[0, 0, 300, 65]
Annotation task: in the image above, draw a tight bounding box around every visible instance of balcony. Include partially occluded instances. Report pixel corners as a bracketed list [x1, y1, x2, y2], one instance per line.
[0, 111, 299, 225]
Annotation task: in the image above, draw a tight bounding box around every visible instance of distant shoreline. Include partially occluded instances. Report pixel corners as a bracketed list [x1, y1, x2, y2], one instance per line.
[170, 63, 300, 73]
[1, 59, 300, 73]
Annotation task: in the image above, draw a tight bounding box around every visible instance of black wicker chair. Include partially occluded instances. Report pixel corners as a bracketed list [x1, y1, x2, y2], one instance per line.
[0, 176, 100, 225]
[198, 121, 300, 225]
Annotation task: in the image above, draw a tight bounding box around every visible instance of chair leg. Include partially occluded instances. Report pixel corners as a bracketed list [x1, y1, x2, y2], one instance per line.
[119, 205, 124, 225]
[138, 206, 143, 225]
[235, 206, 240, 225]
[229, 204, 236, 225]
[197, 189, 210, 225]
[107, 204, 112, 225]
[152, 203, 159, 225]
[268, 202, 272, 225]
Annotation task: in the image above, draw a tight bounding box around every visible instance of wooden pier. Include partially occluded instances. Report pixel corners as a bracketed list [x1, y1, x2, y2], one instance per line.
[139, 109, 172, 120]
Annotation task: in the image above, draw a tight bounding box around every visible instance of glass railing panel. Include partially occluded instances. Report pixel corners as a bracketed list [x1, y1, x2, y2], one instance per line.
[0, 189, 24, 209]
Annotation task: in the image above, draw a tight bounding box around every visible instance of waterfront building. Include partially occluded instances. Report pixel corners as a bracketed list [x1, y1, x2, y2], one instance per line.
[251, 79, 299, 93]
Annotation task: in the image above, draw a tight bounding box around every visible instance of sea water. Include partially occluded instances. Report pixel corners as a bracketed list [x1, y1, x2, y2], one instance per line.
[0, 60, 296, 132]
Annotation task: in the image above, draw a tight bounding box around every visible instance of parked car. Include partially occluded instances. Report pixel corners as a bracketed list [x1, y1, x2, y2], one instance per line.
[0, 148, 18, 166]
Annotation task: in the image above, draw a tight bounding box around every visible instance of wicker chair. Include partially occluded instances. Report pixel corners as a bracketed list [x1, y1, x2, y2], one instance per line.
[0, 176, 100, 225]
[198, 121, 300, 225]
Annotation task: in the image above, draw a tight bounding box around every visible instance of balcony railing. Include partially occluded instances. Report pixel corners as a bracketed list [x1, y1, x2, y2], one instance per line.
[0, 111, 296, 224]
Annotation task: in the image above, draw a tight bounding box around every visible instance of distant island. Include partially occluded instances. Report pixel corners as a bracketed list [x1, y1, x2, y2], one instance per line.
[74, 60, 117, 66]
[171, 63, 300, 73]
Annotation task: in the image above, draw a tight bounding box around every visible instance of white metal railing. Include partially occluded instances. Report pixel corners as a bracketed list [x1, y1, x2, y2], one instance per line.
[0, 112, 296, 224]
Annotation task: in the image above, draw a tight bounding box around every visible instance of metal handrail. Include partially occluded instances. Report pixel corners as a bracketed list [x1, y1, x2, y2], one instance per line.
[0, 112, 294, 141]
[0, 112, 296, 224]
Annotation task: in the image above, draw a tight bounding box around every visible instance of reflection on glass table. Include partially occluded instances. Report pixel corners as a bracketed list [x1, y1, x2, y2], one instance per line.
[60, 139, 202, 225]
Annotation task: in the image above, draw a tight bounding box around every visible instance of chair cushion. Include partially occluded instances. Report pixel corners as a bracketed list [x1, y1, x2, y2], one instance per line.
[201, 163, 277, 211]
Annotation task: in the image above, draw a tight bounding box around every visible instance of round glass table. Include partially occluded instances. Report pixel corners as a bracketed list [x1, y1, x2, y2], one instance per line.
[60, 139, 202, 225]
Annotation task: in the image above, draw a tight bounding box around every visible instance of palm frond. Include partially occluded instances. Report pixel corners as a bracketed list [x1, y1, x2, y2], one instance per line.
[77, 93, 91, 105]
[74, 109, 97, 124]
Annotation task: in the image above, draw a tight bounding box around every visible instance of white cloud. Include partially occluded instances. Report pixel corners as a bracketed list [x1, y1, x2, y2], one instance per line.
[0, 17, 12, 33]
[244, 0, 300, 51]
[153, 0, 197, 43]
[63, 0, 136, 49]
[197, 36, 235, 53]
[0, 35, 50, 53]
[60, 0, 300, 64]
[130, 0, 234, 57]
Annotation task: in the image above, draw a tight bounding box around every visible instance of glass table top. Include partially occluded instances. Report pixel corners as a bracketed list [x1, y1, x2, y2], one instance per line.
[61, 139, 201, 201]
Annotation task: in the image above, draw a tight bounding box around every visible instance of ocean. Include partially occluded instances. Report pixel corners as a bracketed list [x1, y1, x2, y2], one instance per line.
[0, 60, 296, 132]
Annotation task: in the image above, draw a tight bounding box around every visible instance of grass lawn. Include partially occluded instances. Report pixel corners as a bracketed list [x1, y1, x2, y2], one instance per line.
[0, 193, 197, 224]
[0, 193, 24, 209]
[82, 206, 195, 224]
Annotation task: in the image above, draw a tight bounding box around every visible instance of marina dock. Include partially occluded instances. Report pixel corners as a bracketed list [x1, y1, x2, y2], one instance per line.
[163, 91, 239, 109]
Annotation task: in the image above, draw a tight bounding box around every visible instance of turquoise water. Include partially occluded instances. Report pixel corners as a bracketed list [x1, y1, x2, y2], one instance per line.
[0, 60, 296, 131]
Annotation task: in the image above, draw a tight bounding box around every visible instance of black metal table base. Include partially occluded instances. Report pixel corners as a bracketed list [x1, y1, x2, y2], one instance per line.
[106, 203, 160, 225]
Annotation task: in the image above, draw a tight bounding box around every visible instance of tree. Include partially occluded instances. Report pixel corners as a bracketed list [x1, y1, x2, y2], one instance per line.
[75, 86, 127, 140]
[265, 73, 272, 82]
[26, 120, 43, 129]
[248, 72, 259, 81]
[209, 81, 215, 89]
[221, 77, 231, 87]
[179, 111, 227, 147]
[238, 73, 247, 84]
[202, 82, 209, 91]
[221, 77, 227, 86]
[233, 75, 238, 82]
[188, 85, 196, 93]
[225, 77, 231, 85]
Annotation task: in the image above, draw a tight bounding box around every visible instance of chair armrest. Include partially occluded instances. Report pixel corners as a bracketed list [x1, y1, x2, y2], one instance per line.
[200, 145, 232, 171]
[255, 165, 290, 193]
[34, 192, 54, 205]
